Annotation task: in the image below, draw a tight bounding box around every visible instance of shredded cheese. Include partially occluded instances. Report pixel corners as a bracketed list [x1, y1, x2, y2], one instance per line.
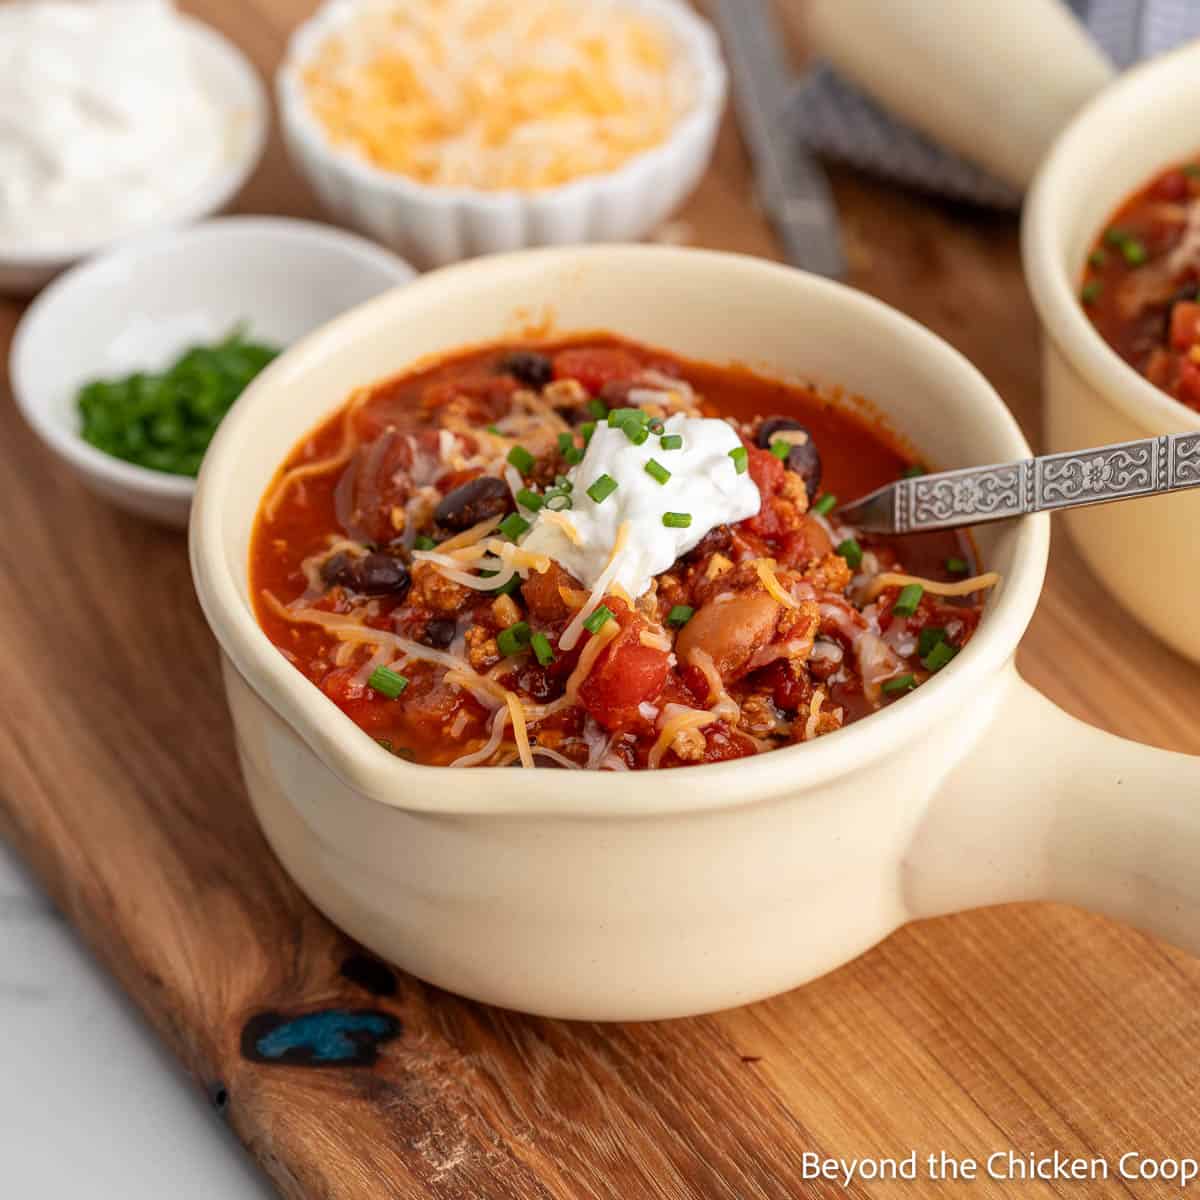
[754, 558, 800, 609]
[438, 515, 502, 552]
[563, 617, 621, 704]
[803, 689, 826, 742]
[539, 510, 583, 546]
[505, 692, 535, 769]
[300, 0, 695, 192]
[559, 520, 631, 651]
[861, 571, 1001, 604]
[647, 705, 716, 769]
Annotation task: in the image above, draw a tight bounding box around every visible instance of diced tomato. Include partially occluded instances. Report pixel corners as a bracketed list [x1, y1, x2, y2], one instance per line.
[1177, 359, 1200, 411]
[740, 446, 788, 540]
[1170, 302, 1200, 352]
[552, 347, 642, 394]
[577, 608, 669, 731]
[1152, 169, 1191, 203]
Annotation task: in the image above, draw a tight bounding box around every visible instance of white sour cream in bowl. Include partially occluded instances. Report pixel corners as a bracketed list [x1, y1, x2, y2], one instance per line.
[0, 0, 267, 294]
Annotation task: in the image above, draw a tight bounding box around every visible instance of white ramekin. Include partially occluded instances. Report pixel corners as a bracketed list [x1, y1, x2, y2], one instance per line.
[0, 16, 269, 298]
[276, 0, 726, 270]
[1023, 42, 1200, 663]
[191, 247, 1200, 1021]
[11, 218, 413, 528]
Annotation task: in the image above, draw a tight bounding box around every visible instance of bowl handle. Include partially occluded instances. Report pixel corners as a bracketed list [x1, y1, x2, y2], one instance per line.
[804, 0, 1114, 189]
[905, 663, 1200, 955]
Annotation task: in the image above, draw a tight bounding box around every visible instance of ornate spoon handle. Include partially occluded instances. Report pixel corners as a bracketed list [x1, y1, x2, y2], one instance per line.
[838, 432, 1200, 535]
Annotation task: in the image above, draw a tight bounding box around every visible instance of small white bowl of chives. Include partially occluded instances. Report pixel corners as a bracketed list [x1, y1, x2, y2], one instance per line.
[11, 217, 413, 528]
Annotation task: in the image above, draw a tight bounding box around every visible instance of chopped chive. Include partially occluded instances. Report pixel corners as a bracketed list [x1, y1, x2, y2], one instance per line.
[1103, 226, 1130, 247]
[662, 511, 692, 529]
[1081, 280, 1102, 304]
[490, 574, 522, 596]
[945, 555, 969, 575]
[587, 396, 608, 420]
[645, 458, 671, 485]
[1120, 238, 1148, 266]
[497, 621, 531, 657]
[882, 674, 917, 696]
[516, 488, 543, 511]
[499, 512, 530, 541]
[892, 583, 925, 617]
[414, 534, 437, 551]
[1088, 248, 1107, 269]
[563, 445, 584, 465]
[544, 491, 572, 511]
[666, 604, 694, 628]
[607, 406, 641, 427]
[922, 640, 958, 673]
[769, 438, 791, 461]
[507, 445, 535, 474]
[584, 605, 614, 634]
[621, 418, 650, 446]
[659, 433, 683, 450]
[901, 464, 926, 478]
[812, 494, 837, 516]
[836, 537, 863, 569]
[553, 474, 573, 492]
[587, 474, 618, 504]
[728, 445, 748, 474]
[530, 631, 555, 666]
[486, 424, 500, 434]
[580, 420, 596, 444]
[648, 418, 665, 435]
[368, 666, 409, 699]
[917, 626, 947, 659]
[557, 432, 576, 455]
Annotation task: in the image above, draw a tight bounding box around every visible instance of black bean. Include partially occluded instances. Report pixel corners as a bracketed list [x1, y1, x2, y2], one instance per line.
[755, 416, 823, 498]
[421, 617, 457, 650]
[500, 351, 553, 389]
[435, 475, 513, 531]
[355, 553, 412, 598]
[321, 552, 358, 588]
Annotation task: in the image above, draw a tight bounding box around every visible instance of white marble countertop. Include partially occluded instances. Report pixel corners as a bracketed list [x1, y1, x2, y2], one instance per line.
[0, 839, 274, 1198]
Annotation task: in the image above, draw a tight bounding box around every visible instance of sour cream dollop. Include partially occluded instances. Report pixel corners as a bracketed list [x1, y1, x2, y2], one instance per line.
[522, 414, 761, 598]
[0, 0, 229, 252]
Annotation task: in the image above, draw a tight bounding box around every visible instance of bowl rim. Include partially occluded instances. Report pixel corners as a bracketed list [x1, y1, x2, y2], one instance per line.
[190, 245, 1050, 819]
[275, 0, 728, 208]
[0, 14, 269, 270]
[1022, 39, 1200, 437]
[10, 215, 418, 503]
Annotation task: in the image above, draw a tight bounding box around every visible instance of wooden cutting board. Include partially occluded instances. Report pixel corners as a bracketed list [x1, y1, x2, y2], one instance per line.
[3, 3, 1200, 1197]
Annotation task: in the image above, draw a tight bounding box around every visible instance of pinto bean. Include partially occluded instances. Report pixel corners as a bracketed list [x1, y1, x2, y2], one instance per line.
[434, 475, 512, 531]
[675, 589, 781, 680]
[756, 417, 822, 498]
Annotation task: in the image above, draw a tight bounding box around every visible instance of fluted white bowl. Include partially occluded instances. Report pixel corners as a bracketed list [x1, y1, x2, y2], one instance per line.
[276, 0, 726, 270]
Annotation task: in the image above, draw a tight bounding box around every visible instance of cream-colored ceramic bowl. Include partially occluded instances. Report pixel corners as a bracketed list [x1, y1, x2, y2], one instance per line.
[190, 247, 1200, 1021]
[1024, 42, 1200, 663]
[277, 0, 725, 270]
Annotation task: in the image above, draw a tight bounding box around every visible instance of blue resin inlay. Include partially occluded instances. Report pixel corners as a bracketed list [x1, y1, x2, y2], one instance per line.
[241, 1009, 401, 1068]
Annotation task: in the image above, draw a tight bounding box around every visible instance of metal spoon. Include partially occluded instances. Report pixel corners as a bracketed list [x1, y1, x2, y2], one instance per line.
[837, 432, 1200, 534]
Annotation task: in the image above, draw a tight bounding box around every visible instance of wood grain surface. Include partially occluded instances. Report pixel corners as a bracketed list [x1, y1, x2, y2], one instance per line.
[3, 3, 1200, 1198]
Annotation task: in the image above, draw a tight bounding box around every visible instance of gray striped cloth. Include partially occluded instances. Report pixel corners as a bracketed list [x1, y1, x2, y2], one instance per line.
[792, 0, 1200, 208]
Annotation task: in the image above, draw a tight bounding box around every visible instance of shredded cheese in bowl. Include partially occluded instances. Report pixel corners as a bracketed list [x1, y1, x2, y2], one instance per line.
[299, 0, 697, 191]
